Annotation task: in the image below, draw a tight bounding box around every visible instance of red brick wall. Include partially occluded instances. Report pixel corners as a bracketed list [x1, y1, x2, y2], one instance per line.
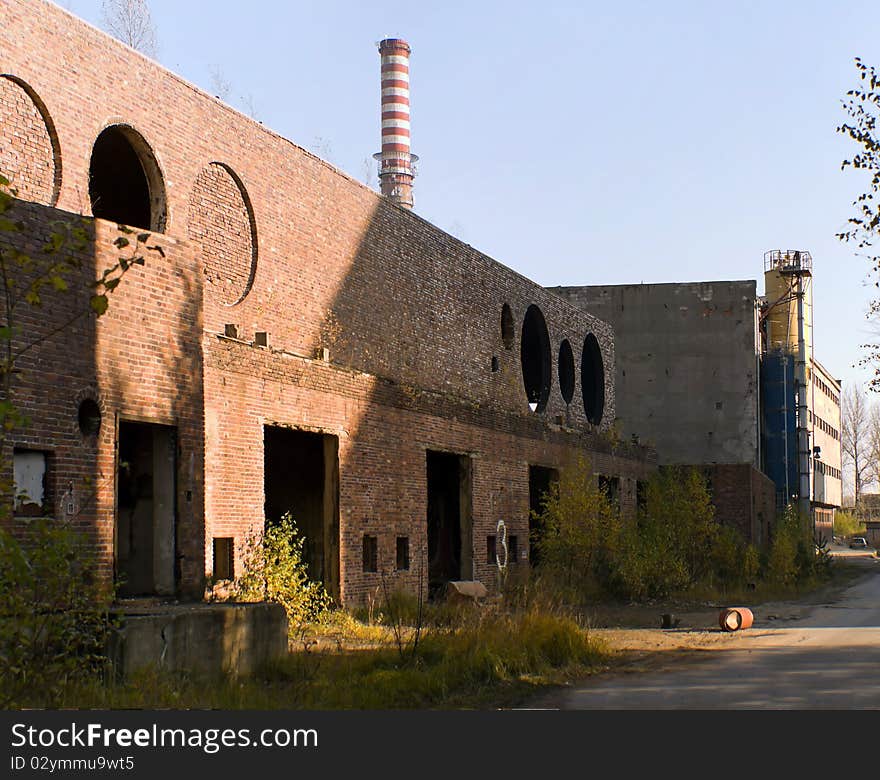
[1, 0, 655, 603]
[1, 200, 204, 595]
[703, 463, 776, 546]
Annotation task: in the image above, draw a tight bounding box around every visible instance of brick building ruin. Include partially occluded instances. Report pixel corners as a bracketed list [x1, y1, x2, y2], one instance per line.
[0, 0, 654, 605]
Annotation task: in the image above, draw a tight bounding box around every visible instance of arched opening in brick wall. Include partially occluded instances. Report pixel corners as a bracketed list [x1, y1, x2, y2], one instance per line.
[581, 332, 605, 425]
[558, 339, 575, 404]
[0, 74, 62, 206]
[188, 162, 258, 306]
[89, 125, 166, 232]
[520, 304, 551, 413]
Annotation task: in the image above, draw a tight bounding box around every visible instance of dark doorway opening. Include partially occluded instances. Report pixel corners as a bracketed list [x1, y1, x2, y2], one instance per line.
[426, 450, 473, 597]
[529, 465, 559, 566]
[116, 421, 177, 597]
[89, 125, 166, 231]
[264, 426, 340, 599]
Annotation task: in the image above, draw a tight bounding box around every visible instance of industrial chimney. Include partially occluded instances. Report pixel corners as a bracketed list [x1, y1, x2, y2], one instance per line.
[373, 38, 418, 209]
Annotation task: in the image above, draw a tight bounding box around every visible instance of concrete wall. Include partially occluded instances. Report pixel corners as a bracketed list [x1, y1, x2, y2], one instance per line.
[551, 281, 760, 467]
[109, 603, 288, 679]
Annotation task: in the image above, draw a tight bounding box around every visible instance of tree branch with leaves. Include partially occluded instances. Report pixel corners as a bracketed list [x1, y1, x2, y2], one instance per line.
[838, 58, 880, 387]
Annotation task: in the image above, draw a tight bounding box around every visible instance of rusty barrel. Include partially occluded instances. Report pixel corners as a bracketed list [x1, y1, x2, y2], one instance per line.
[719, 607, 754, 632]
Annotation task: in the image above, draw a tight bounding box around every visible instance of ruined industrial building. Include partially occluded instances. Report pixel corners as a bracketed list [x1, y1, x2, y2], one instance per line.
[0, 0, 656, 606]
[554, 251, 842, 545]
[1, 0, 841, 615]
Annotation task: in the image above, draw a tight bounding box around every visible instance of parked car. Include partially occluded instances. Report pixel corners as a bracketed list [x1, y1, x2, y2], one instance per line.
[849, 536, 869, 549]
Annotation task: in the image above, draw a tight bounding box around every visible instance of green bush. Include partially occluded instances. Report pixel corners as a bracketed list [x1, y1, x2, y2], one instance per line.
[233, 513, 332, 633]
[0, 519, 114, 707]
[764, 505, 827, 587]
[833, 510, 864, 538]
[530, 456, 620, 594]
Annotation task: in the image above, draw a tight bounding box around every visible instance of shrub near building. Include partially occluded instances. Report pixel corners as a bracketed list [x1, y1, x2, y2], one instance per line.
[533, 462, 768, 601]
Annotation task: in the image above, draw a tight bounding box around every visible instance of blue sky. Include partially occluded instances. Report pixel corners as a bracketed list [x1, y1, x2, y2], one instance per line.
[62, 0, 880, 393]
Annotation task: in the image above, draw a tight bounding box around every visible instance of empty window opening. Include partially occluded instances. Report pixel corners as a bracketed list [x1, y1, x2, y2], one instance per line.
[486, 535, 497, 565]
[89, 125, 166, 231]
[636, 480, 647, 515]
[491, 355, 500, 373]
[558, 339, 575, 404]
[581, 332, 605, 425]
[116, 421, 177, 597]
[599, 474, 620, 514]
[13, 449, 48, 516]
[508, 534, 519, 564]
[396, 536, 410, 571]
[213, 537, 234, 581]
[501, 303, 515, 349]
[529, 465, 559, 566]
[264, 426, 340, 598]
[78, 398, 102, 436]
[520, 304, 552, 413]
[426, 450, 473, 598]
[362, 535, 378, 573]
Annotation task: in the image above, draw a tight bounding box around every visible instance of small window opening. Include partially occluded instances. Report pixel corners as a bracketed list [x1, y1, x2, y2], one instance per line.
[599, 475, 620, 514]
[396, 536, 410, 571]
[491, 356, 500, 372]
[486, 535, 497, 565]
[507, 534, 519, 564]
[363, 534, 378, 573]
[78, 398, 102, 436]
[213, 537, 234, 580]
[13, 449, 48, 515]
[636, 480, 647, 514]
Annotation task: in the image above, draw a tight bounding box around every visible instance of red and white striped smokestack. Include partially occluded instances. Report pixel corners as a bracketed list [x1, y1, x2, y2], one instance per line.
[373, 37, 418, 209]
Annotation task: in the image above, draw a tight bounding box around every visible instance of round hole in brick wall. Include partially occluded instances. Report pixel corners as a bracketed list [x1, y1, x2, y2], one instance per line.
[581, 332, 605, 425]
[501, 303, 514, 349]
[188, 162, 258, 306]
[77, 398, 102, 436]
[520, 304, 551, 413]
[0, 75, 62, 206]
[89, 124, 167, 232]
[558, 339, 575, 404]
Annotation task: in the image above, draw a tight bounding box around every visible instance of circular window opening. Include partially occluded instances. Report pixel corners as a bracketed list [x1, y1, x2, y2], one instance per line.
[77, 398, 102, 436]
[89, 125, 166, 232]
[501, 303, 514, 349]
[520, 304, 552, 413]
[581, 333, 605, 425]
[558, 339, 575, 404]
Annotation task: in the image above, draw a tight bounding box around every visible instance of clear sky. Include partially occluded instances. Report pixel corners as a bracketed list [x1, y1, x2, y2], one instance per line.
[61, 0, 880, 395]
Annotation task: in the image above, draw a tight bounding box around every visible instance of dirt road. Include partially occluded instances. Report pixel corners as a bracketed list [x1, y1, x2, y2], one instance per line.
[529, 554, 880, 709]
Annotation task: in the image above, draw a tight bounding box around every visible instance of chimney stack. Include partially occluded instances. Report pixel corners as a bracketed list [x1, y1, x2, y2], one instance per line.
[373, 38, 417, 209]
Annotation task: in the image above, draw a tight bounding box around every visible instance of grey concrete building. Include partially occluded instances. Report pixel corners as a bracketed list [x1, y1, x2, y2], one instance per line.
[553, 268, 842, 545]
[550, 281, 761, 466]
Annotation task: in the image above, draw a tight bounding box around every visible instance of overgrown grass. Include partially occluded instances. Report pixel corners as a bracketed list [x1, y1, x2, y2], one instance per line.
[25, 607, 609, 710]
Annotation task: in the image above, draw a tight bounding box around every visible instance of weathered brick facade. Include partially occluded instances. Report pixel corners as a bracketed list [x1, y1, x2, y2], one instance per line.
[0, 0, 654, 604]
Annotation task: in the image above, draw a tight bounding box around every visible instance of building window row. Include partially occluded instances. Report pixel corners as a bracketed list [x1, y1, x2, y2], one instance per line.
[813, 460, 841, 480]
[811, 413, 840, 441]
[813, 374, 840, 407]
